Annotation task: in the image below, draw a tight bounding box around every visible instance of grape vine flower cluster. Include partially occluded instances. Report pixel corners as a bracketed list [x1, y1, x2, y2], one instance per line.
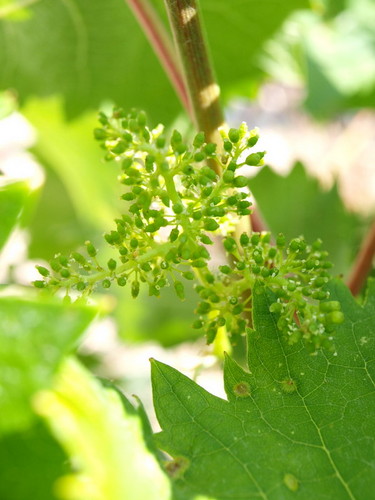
[34, 108, 343, 351]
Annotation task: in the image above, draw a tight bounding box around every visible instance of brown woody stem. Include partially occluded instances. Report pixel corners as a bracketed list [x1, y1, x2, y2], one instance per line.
[347, 221, 375, 295]
[163, 0, 225, 153]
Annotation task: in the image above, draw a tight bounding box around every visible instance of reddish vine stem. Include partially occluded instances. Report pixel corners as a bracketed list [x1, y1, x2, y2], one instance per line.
[126, 0, 191, 115]
[347, 221, 375, 295]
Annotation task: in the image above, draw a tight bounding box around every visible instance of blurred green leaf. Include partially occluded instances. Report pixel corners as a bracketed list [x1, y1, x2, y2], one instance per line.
[0, 0, 309, 121]
[23, 98, 121, 230]
[35, 358, 171, 500]
[0, 420, 68, 500]
[249, 164, 366, 276]
[115, 281, 200, 346]
[0, 179, 31, 251]
[0, 294, 96, 434]
[262, 4, 375, 116]
[152, 279, 375, 499]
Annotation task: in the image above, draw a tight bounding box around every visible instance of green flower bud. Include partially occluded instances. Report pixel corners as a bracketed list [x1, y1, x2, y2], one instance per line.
[223, 237, 236, 252]
[107, 259, 117, 271]
[112, 141, 127, 155]
[191, 260, 207, 268]
[240, 233, 250, 247]
[131, 280, 140, 298]
[228, 128, 240, 143]
[85, 241, 97, 257]
[204, 143, 216, 155]
[245, 153, 261, 166]
[197, 301, 211, 314]
[93, 128, 107, 140]
[233, 175, 248, 188]
[206, 328, 217, 344]
[223, 140, 233, 152]
[223, 170, 235, 183]
[202, 186, 213, 197]
[269, 302, 283, 313]
[36, 265, 49, 277]
[320, 301, 341, 312]
[193, 132, 205, 148]
[194, 151, 206, 162]
[251, 234, 260, 245]
[172, 203, 184, 214]
[217, 316, 226, 327]
[102, 279, 111, 289]
[205, 273, 215, 284]
[200, 234, 213, 245]
[33, 280, 46, 288]
[130, 238, 138, 249]
[59, 255, 69, 267]
[72, 252, 87, 265]
[261, 233, 271, 244]
[174, 281, 185, 300]
[326, 311, 344, 325]
[121, 193, 136, 201]
[145, 223, 158, 233]
[232, 304, 243, 315]
[268, 248, 277, 259]
[204, 219, 220, 232]
[182, 271, 195, 280]
[60, 269, 70, 278]
[50, 259, 61, 273]
[219, 265, 232, 274]
[247, 135, 259, 147]
[193, 319, 204, 329]
[117, 276, 127, 286]
[276, 233, 286, 248]
[261, 268, 270, 278]
[175, 143, 187, 154]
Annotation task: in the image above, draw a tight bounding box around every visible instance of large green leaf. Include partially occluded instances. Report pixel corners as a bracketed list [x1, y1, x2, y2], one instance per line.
[0, 0, 309, 120]
[0, 294, 96, 434]
[249, 164, 367, 276]
[35, 358, 171, 500]
[152, 279, 375, 499]
[0, 179, 31, 251]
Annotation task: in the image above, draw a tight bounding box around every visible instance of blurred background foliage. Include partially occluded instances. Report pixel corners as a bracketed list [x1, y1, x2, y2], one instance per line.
[0, 0, 374, 348]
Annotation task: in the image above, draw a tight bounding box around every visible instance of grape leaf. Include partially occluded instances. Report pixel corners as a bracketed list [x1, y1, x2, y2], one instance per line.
[152, 279, 375, 499]
[0, 0, 309, 120]
[0, 294, 96, 434]
[0, 179, 31, 251]
[249, 164, 367, 276]
[35, 358, 172, 500]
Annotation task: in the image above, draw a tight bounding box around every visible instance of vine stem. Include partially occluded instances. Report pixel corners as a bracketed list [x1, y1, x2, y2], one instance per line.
[126, 0, 191, 115]
[347, 221, 375, 295]
[163, 0, 225, 161]
[126, 0, 263, 233]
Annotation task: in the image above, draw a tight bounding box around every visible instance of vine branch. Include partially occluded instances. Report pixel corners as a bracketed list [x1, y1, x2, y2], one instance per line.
[347, 221, 375, 295]
[163, 0, 225, 152]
